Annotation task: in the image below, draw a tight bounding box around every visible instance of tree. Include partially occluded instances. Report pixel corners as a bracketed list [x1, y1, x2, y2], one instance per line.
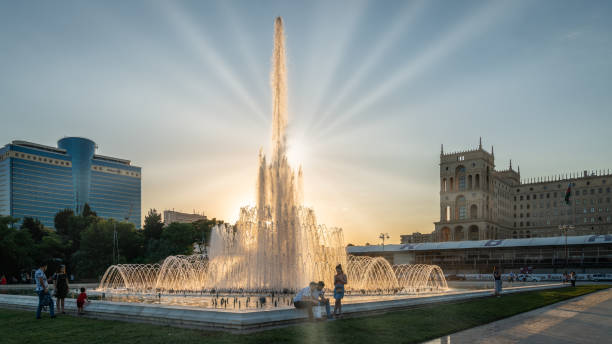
[82, 203, 97, 218]
[74, 219, 143, 278]
[54, 208, 74, 235]
[20, 217, 47, 243]
[143, 209, 164, 240]
[0, 216, 34, 280]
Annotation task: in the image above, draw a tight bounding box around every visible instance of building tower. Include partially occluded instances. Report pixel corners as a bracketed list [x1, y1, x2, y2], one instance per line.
[434, 138, 504, 241]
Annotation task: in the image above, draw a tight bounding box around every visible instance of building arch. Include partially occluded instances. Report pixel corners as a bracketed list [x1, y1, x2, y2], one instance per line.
[475, 174, 480, 189]
[468, 175, 473, 190]
[454, 226, 464, 241]
[441, 178, 447, 192]
[456, 165, 466, 191]
[441, 227, 451, 242]
[470, 204, 478, 219]
[468, 225, 479, 240]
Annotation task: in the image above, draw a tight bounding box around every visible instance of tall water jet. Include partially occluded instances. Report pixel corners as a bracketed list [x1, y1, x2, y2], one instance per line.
[206, 16, 345, 291]
[98, 17, 447, 297]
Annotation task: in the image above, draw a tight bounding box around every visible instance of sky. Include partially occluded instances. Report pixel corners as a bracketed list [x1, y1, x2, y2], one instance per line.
[1, 0, 611, 245]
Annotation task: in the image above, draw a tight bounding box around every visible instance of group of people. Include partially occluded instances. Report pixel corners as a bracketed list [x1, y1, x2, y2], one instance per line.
[563, 271, 577, 287]
[34, 263, 89, 319]
[293, 264, 347, 320]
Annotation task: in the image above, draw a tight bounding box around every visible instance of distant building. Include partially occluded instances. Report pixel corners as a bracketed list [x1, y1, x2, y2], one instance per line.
[348, 234, 612, 274]
[163, 210, 207, 225]
[430, 139, 611, 242]
[0, 138, 141, 228]
[400, 232, 432, 244]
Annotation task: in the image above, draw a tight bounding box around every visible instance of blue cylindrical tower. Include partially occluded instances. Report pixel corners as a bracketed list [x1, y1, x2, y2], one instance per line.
[58, 137, 96, 214]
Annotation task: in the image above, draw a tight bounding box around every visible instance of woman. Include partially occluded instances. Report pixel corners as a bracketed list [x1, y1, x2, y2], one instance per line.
[333, 264, 347, 317]
[493, 266, 502, 297]
[53, 265, 69, 314]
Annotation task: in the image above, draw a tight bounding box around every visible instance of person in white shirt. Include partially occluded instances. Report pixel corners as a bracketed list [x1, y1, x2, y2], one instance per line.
[35, 263, 55, 319]
[293, 281, 318, 319]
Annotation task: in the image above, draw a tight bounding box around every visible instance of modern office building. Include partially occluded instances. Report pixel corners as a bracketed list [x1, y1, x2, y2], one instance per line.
[163, 210, 207, 226]
[429, 139, 611, 242]
[0, 138, 141, 228]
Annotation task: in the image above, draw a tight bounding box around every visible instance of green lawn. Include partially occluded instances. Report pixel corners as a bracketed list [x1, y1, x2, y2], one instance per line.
[1, 285, 608, 344]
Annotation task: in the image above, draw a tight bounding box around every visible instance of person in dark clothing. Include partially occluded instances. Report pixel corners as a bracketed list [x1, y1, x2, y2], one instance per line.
[493, 266, 502, 297]
[53, 265, 69, 314]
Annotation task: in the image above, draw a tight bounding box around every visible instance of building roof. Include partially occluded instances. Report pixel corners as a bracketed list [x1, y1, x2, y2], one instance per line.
[347, 234, 612, 253]
[11, 140, 67, 154]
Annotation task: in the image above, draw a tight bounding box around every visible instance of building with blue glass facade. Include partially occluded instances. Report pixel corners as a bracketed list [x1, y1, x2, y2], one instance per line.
[0, 138, 141, 228]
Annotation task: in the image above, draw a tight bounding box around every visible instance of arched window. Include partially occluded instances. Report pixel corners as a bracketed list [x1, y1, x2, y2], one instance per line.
[442, 178, 447, 192]
[470, 204, 478, 219]
[456, 196, 467, 219]
[450, 177, 454, 191]
[475, 174, 480, 189]
[468, 175, 473, 190]
[456, 166, 466, 190]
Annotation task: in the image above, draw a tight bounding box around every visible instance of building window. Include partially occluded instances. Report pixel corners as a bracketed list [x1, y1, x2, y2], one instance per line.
[459, 206, 466, 219]
[576, 190, 581, 196]
[591, 207, 595, 213]
[599, 188, 603, 193]
[584, 217, 587, 223]
[520, 196, 524, 201]
[459, 176, 466, 190]
[520, 222, 524, 227]
[533, 194, 537, 199]
[547, 193, 550, 198]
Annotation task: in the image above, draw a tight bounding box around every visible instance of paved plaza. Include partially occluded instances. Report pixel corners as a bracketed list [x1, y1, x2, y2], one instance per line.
[424, 287, 612, 344]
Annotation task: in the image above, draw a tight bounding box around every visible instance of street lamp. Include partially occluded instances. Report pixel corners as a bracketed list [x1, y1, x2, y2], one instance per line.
[558, 224, 575, 267]
[379, 233, 390, 251]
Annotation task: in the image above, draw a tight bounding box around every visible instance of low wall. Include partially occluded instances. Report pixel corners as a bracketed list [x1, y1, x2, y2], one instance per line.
[0, 283, 564, 332]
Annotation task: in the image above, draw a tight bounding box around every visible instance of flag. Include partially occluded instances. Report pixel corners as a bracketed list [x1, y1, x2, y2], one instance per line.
[564, 183, 572, 205]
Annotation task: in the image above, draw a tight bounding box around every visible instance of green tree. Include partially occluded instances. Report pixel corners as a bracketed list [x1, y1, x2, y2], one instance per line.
[74, 219, 143, 278]
[0, 216, 34, 280]
[20, 217, 47, 243]
[54, 208, 74, 235]
[82, 203, 97, 217]
[143, 209, 164, 240]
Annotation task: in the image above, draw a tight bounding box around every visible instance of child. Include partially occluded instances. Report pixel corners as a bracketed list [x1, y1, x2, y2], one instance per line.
[77, 287, 89, 315]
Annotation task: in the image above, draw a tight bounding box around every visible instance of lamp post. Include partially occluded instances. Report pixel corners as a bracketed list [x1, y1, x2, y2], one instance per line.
[558, 224, 574, 267]
[379, 233, 390, 251]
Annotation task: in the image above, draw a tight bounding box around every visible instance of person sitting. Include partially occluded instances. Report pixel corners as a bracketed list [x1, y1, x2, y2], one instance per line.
[293, 282, 318, 319]
[315, 281, 332, 320]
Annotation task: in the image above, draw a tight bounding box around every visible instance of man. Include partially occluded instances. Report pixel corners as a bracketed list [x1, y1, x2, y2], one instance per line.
[315, 281, 333, 319]
[35, 263, 55, 319]
[293, 281, 318, 319]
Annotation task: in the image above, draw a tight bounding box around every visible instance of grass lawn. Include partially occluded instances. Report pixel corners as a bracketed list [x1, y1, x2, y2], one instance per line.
[1, 285, 608, 344]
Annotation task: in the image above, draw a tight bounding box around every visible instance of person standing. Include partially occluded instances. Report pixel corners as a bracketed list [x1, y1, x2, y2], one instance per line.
[0, 275, 7, 285]
[493, 266, 502, 297]
[35, 263, 55, 319]
[333, 264, 347, 317]
[77, 287, 89, 315]
[570, 271, 577, 287]
[53, 265, 69, 314]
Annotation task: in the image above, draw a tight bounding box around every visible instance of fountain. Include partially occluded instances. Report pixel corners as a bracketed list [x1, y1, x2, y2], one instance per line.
[98, 17, 447, 302]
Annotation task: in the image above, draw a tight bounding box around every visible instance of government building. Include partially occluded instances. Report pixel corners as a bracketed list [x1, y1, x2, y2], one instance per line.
[0, 137, 141, 228]
[431, 139, 611, 242]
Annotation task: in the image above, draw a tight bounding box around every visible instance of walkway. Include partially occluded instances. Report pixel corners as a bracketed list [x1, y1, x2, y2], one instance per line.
[424, 287, 612, 344]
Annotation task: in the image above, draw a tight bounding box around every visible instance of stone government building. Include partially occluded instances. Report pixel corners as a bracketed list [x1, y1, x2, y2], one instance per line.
[410, 139, 612, 243]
